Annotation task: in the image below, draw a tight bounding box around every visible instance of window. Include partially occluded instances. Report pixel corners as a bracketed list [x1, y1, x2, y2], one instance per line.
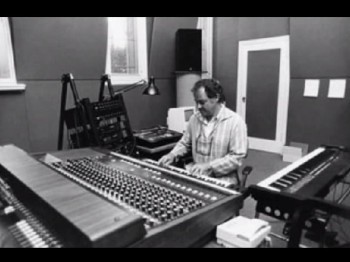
[106, 17, 148, 85]
[0, 17, 24, 91]
[197, 17, 213, 79]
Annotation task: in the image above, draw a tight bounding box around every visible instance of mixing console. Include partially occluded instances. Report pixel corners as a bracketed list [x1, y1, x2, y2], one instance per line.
[45, 150, 243, 247]
[0, 145, 244, 247]
[49, 154, 232, 229]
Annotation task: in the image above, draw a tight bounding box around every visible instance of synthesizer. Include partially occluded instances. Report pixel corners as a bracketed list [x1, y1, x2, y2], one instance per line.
[249, 145, 350, 222]
[143, 159, 237, 190]
[0, 145, 244, 248]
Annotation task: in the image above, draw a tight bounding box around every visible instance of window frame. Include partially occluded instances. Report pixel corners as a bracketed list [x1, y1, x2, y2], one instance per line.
[0, 17, 25, 91]
[197, 17, 213, 79]
[105, 17, 148, 85]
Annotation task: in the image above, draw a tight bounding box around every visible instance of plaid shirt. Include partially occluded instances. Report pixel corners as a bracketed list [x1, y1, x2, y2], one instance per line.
[169, 105, 248, 183]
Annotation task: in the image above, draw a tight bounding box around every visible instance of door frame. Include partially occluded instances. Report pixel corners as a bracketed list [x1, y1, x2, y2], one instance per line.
[237, 35, 290, 154]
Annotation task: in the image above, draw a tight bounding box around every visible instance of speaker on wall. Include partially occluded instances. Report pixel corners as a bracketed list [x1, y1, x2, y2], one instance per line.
[176, 29, 202, 72]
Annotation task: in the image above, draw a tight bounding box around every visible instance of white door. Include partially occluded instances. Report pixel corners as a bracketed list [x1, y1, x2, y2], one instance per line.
[237, 36, 290, 154]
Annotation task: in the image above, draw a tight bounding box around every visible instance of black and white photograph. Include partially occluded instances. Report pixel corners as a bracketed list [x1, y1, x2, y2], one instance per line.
[0, 17, 349, 248]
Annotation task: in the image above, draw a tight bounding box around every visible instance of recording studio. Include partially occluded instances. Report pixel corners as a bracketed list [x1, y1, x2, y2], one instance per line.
[1, 17, 350, 248]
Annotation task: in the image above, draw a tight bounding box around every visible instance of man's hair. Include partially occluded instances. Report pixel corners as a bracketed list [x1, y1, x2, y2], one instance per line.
[191, 79, 226, 103]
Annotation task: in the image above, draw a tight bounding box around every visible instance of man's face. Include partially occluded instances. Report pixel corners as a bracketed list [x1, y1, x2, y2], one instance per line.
[193, 86, 219, 119]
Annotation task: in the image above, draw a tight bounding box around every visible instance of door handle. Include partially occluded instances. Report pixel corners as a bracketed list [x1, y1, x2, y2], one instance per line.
[242, 97, 246, 103]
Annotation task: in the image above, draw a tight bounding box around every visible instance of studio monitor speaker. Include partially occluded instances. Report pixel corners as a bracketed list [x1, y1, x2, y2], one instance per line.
[176, 29, 202, 72]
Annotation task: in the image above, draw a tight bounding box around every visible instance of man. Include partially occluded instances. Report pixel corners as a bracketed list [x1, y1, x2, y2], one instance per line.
[159, 79, 248, 184]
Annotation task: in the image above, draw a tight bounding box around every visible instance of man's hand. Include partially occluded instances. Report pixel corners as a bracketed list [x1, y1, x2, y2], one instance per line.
[190, 163, 212, 176]
[158, 154, 176, 166]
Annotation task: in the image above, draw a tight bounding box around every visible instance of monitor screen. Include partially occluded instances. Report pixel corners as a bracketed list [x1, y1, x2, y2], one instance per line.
[184, 109, 194, 121]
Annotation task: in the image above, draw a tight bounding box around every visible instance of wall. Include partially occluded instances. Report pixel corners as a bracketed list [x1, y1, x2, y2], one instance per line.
[13, 17, 107, 80]
[287, 79, 350, 149]
[214, 17, 240, 109]
[214, 17, 289, 110]
[214, 17, 350, 151]
[290, 17, 350, 78]
[0, 17, 197, 153]
[288, 17, 350, 150]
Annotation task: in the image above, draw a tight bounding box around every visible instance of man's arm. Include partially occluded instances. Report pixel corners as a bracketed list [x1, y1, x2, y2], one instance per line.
[168, 121, 192, 159]
[159, 118, 193, 166]
[209, 119, 248, 177]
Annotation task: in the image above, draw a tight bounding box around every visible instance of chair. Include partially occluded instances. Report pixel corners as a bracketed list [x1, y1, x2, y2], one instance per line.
[233, 165, 253, 193]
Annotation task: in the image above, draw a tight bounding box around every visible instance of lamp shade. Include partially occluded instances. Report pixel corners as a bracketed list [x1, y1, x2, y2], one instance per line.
[143, 76, 160, 96]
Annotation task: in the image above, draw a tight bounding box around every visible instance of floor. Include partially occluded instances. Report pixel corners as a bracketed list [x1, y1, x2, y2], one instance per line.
[235, 149, 350, 248]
